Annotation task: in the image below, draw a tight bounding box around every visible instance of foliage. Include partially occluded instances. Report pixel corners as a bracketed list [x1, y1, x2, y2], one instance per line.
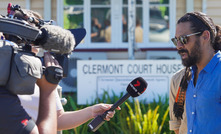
[63, 0, 84, 30]
[64, 0, 83, 6]
[62, 91, 171, 134]
[125, 100, 169, 134]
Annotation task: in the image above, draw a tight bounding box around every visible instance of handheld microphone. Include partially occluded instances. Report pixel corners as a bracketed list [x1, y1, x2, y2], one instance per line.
[35, 25, 86, 54]
[88, 77, 147, 132]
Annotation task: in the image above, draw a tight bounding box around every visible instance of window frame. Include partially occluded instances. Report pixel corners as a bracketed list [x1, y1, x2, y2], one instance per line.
[59, 0, 177, 49]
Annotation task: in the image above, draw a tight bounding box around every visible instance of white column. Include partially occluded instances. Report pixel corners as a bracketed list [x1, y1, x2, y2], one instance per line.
[186, 0, 194, 12]
[56, 0, 63, 27]
[25, 0, 30, 10]
[202, 0, 207, 13]
[111, 0, 122, 45]
[128, 0, 136, 60]
[44, 0, 51, 20]
[170, 0, 177, 42]
[84, 0, 91, 45]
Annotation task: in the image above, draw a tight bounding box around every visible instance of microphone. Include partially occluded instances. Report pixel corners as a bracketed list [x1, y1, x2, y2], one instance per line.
[88, 77, 147, 132]
[34, 25, 86, 54]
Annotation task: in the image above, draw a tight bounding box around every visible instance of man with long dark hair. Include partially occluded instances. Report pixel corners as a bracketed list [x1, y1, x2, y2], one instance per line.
[171, 11, 221, 133]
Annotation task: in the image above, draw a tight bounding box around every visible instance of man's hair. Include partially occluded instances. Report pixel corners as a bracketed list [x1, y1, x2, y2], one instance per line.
[177, 11, 221, 50]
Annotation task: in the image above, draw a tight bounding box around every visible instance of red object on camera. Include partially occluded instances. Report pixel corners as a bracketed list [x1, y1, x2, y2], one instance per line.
[7, 3, 12, 15]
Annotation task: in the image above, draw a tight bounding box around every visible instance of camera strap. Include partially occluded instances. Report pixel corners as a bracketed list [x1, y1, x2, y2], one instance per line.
[44, 66, 63, 84]
[5, 41, 14, 86]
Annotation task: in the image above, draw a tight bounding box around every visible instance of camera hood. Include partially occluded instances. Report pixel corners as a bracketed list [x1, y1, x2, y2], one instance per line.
[0, 17, 40, 41]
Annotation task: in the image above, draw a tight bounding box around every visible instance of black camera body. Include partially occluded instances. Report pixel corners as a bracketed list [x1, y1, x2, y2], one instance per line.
[0, 16, 69, 76]
[0, 5, 70, 94]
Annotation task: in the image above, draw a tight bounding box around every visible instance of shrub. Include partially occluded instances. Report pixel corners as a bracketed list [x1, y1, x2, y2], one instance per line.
[62, 92, 170, 134]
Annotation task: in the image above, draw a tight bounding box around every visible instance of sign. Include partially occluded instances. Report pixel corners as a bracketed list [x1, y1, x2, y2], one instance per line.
[77, 60, 183, 104]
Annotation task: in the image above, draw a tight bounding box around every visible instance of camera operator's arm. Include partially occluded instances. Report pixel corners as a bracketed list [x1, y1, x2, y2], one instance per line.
[31, 52, 59, 134]
[56, 104, 120, 130]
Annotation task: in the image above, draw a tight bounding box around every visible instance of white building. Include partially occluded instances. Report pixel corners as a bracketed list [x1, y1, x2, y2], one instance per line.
[0, 0, 220, 93]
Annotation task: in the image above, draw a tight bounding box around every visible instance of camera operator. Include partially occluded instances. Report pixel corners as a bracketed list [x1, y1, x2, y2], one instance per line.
[1, 5, 120, 132]
[0, 41, 59, 134]
[0, 12, 55, 134]
[0, 8, 60, 134]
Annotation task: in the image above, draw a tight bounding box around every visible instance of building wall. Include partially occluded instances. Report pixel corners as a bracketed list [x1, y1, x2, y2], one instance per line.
[176, 0, 203, 22]
[207, 0, 221, 26]
[51, 0, 57, 21]
[2, 0, 221, 26]
[1, 0, 221, 38]
[195, 0, 202, 12]
[0, 0, 57, 22]
[0, 0, 26, 16]
[176, 0, 186, 22]
[175, 0, 221, 26]
[30, 0, 44, 18]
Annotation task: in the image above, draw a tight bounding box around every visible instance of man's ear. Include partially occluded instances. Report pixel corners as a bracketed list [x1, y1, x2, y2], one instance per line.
[202, 30, 210, 41]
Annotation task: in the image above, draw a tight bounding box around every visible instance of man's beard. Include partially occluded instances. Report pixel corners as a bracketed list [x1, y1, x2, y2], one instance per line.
[178, 39, 202, 67]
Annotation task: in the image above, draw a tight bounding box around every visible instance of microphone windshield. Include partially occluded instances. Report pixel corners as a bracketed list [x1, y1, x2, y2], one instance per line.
[126, 77, 147, 97]
[37, 26, 86, 54]
[37, 25, 75, 54]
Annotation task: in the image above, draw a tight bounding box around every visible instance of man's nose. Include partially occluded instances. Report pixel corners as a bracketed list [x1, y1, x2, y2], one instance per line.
[176, 40, 184, 50]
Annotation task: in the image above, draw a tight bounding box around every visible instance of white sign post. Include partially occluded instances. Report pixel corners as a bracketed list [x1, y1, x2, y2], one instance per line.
[77, 60, 183, 105]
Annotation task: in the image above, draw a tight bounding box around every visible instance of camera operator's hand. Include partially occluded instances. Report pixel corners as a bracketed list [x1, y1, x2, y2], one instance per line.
[36, 52, 61, 89]
[44, 52, 60, 68]
[43, 52, 63, 85]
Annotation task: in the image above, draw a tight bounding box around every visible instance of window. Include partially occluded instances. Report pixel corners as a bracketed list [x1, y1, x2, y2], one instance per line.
[63, 0, 84, 29]
[61, 0, 176, 49]
[122, 0, 143, 43]
[91, 0, 111, 42]
[149, 0, 170, 42]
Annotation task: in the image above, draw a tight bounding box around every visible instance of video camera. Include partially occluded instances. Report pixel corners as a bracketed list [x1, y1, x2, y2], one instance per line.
[0, 3, 86, 95]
